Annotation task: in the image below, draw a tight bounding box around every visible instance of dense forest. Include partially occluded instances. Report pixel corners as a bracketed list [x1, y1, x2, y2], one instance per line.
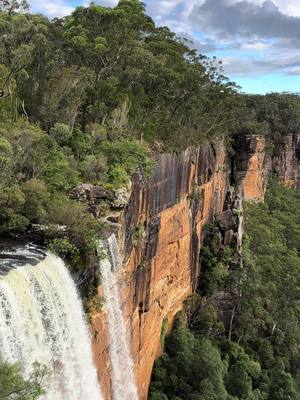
[149, 181, 300, 400]
[1, 1, 300, 399]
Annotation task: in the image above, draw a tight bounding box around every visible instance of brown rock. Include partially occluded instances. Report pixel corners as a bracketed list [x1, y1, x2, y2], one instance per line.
[224, 229, 234, 246]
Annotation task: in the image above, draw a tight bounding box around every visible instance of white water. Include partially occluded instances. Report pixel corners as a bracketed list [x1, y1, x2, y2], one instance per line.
[0, 251, 103, 400]
[99, 234, 138, 400]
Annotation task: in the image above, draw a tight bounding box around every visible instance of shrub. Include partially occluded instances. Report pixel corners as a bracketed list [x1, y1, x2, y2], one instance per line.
[47, 237, 80, 264]
[80, 154, 107, 183]
[160, 318, 168, 346]
[100, 139, 153, 187]
[0, 359, 46, 400]
[49, 123, 71, 145]
[22, 179, 49, 223]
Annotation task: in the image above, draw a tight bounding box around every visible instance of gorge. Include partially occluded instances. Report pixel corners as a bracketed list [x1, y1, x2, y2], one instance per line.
[1, 1, 300, 400]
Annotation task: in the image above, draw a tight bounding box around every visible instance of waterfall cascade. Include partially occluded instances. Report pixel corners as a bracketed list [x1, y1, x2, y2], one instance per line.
[99, 234, 138, 400]
[0, 247, 103, 400]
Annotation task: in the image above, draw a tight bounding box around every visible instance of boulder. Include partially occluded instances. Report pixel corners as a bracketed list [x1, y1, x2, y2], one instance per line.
[69, 184, 131, 217]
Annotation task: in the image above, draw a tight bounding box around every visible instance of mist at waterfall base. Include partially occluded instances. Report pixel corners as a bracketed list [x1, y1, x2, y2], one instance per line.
[0, 243, 103, 400]
[99, 234, 139, 400]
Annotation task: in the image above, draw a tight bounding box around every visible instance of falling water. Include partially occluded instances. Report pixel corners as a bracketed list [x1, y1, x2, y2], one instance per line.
[0, 246, 103, 400]
[99, 234, 138, 400]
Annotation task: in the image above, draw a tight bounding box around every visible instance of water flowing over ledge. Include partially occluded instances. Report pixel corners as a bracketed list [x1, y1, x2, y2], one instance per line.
[98, 234, 138, 400]
[0, 249, 103, 400]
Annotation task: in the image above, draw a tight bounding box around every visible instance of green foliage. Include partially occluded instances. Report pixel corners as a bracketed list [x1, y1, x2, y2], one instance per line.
[84, 294, 104, 315]
[47, 237, 80, 265]
[150, 315, 228, 400]
[0, 359, 46, 400]
[185, 295, 224, 337]
[134, 223, 145, 244]
[0, 184, 29, 234]
[45, 195, 103, 270]
[198, 245, 232, 296]
[22, 179, 49, 222]
[49, 123, 71, 146]
[160, 318, 168, 346]
[80, 154, 107, 183]
[100, 139, 153, 187]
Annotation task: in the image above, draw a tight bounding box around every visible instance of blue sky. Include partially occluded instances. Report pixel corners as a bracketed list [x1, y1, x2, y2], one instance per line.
[29, 0, 300, 95]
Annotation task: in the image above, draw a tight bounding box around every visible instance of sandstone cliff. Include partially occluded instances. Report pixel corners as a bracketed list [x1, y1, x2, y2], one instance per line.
[85, 133, 300, 400]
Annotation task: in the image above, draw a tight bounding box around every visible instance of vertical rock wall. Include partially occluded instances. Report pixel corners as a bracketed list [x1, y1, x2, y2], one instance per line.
[90, 132, 300, 399]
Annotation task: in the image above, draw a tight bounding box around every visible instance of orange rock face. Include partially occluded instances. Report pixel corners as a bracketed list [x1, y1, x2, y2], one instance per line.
[241, 136, 267, 201]
[234, 135, 268, 202]
[91, 143, 229, 400]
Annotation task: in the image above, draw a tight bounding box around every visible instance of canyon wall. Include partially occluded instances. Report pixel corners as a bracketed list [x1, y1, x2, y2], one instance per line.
[88, 132, 300, 400]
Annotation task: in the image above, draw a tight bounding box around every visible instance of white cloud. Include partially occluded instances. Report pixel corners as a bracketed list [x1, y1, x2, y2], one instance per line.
[30, 0, 74, 17]
[146, 0, 201, 32]
[242, 40, 271, 50]
[30, 0, 119, 18]
[249, 0, 300, 17]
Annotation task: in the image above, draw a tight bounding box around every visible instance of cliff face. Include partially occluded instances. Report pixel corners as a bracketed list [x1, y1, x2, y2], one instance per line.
[272, 133, 300, 188]
[91, 142, 229, 399]
[89, 133, 300, 400]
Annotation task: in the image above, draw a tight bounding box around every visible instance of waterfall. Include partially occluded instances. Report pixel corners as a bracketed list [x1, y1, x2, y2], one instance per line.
[0, 249, 103, 400]
[99, 234, 138, 400]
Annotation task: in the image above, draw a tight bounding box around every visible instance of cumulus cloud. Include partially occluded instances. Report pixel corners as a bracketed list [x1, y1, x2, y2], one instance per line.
[190, 0, 300, 41]
[29, 0, 118, 18]
[179, 0, 300, 78]
[222, 53, 300, 76]
[178, 32, 217, 53]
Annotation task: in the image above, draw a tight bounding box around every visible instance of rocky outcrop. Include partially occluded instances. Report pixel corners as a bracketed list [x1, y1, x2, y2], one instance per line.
[69, 184, 131, 217]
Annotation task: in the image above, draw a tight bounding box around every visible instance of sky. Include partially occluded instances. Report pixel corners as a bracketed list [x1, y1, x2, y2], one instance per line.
[29, 0, 300, 94]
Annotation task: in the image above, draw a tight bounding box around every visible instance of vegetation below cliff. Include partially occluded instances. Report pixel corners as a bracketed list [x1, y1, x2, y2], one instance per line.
[149, 180, 300, 400]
